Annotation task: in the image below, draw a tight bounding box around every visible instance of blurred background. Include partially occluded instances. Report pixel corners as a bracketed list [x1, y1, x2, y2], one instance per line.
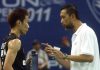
[0, 0, 100, 70]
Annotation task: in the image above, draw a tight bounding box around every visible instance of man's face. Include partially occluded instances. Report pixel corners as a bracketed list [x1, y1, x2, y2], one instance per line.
[34, 44, 41, 51]
[20, 15, 29, 35]
[60, 9, 73, 29]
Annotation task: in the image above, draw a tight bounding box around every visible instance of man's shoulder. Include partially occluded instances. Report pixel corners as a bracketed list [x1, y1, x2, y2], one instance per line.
[8, 39, 21, 46]
[39, 49, 47, 55]
[27, 49, 35, 54]
[81, 23, 95, 34]
[8, 39, 21, 51]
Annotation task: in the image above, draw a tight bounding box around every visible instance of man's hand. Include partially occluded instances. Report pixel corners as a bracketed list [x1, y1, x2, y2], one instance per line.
[44, 44, 65, 59]
[44, 44, 54, 56]
[44, 44, 70, 69]
[53, 49, 65, 59]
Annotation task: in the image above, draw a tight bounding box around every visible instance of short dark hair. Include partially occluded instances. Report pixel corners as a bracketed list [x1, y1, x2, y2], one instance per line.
[8, 8, 28, 28]
[32, 40, 40, 46]
[61, 4, 79, 19]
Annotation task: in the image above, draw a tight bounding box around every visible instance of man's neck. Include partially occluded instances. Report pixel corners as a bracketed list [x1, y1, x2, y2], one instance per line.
[10, 28, 20, 38]
[73, 20, 82, 32]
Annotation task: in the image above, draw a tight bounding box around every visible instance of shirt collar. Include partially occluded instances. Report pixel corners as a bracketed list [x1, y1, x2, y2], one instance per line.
[74, 23, 86, 35]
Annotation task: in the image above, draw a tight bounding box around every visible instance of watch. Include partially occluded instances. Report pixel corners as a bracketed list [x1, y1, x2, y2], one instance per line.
[63, 54, 69, 60]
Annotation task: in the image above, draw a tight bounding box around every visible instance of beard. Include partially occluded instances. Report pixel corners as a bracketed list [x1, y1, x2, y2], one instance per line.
[65, 22, 74, 29]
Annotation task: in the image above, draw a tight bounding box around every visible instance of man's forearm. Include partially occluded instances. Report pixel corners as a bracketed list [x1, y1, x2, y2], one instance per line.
[41, 61, 48, 68]
[55, 57, 70, 69]
[4, 65, 13, 70]
[67, 55, 93, 62]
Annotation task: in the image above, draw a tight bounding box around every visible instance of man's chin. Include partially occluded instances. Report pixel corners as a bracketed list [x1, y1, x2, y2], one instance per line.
[66, 25, 74, 29]
[21, 32, 27, 35]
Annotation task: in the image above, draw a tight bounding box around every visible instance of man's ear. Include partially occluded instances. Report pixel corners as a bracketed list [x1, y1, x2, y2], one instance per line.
[70, 14, 76, 21]
[16, 20, 21, 26]
[70, 14, 75, 19]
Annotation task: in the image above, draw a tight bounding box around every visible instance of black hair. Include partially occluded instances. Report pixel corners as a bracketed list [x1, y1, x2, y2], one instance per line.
[8, 8, 28, 28]
[32, 40, 40, 46]
[61, 4, 79, 19]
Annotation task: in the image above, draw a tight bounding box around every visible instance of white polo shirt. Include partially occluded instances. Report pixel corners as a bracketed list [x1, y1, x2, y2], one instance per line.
[71, 23, 100, 70]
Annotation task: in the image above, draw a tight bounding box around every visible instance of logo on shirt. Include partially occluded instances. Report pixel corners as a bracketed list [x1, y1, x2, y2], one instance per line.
[87, 0, 100, 24]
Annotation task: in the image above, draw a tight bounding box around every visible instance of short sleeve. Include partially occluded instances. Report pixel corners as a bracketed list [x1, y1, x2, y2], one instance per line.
[80, 30, 95, 56]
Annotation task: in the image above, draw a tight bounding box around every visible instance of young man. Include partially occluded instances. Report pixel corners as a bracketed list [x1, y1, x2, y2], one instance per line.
[0, 8, 29, 70]
[45, 4, 100, 70]
[26, 40, 49, 70]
